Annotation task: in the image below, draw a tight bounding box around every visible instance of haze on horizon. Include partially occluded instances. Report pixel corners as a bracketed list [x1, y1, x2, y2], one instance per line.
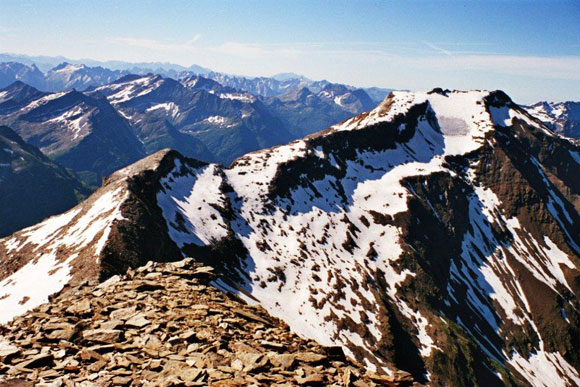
[0, 0, 579, 104]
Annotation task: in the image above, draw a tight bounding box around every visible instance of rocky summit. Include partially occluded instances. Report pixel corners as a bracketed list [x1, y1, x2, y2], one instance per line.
[0, 258, 414, 386]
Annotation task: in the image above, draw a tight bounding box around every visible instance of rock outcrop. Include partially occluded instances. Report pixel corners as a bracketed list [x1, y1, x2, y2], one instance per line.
[0, 258, 414, 386]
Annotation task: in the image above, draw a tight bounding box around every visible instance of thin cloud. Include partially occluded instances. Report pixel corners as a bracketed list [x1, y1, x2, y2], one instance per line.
[109, 36, 203, 53]
[422, 41, 453, 56]
[211, 41, 580, 81]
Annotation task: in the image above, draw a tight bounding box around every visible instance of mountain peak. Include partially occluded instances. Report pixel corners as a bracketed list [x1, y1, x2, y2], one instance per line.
[104, 148, 182, 184]
[51, 62, 86, 72]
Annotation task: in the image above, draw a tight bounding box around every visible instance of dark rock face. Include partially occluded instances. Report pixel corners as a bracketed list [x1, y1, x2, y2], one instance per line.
[0, 126, 88, 237]
[98, 150, 186, 280]
[0, 259, 414, 386]
[1, 90, 580, 386]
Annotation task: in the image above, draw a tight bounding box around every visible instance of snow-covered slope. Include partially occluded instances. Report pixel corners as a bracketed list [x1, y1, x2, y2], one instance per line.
[1, 89, 580, 386]
[0, 150, 181, 323]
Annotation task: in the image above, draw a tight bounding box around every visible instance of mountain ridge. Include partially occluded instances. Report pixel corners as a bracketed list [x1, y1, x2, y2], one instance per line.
[1, 89, 580, 385]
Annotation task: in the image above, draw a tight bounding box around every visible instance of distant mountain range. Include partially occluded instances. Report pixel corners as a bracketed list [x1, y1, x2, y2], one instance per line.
[0, 53, 393, 103]
[0, 81, 146, 186]
[0, 62, 385, 183]
[0, 53, 212, 75]
[524, 101, 580, 139]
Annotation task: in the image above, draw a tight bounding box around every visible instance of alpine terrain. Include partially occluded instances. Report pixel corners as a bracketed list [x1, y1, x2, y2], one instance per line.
[0, 81, 146, 186]
[525, 101, 580, 140]
[1, 89, 580, 386]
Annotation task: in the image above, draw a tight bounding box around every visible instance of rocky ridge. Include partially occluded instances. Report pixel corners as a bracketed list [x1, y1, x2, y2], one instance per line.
[0, 258, 414, 386]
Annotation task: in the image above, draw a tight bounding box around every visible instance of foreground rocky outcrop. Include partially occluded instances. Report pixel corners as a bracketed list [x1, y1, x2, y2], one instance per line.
[0, 259, 414, 386]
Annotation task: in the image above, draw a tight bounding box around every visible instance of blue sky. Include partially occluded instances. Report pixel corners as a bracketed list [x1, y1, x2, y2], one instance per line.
[1, 0, 579, 103]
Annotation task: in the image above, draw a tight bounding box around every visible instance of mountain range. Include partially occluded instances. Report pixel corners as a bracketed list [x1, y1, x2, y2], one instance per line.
[0, 54, 392, 103]
[525, 101, 580, 140]
[0, 65, 381, 182]
[0, 81, 146, 186]
[1, 89, 579, 386]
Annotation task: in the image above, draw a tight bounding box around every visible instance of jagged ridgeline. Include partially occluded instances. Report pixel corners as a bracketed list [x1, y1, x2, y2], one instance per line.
[1, 89, 580, 386]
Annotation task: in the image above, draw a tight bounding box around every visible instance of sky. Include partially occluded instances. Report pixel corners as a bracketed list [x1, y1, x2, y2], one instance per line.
[0, 0, 579, 103]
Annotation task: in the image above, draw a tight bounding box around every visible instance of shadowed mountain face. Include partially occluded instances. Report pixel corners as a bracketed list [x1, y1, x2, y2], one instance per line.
[0, 63, 45, 91]
[264, 85, 376, 138]
[0, 126, 89, 237]
[0, 82, 146, 186]
[92, 74, 295, 165]
[1, 89, 579, 386]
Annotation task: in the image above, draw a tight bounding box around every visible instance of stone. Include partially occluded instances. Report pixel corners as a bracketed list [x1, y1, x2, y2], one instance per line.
[343, 368, 352, 386]
[109, 307, 137, 321]
[125, 313, 150, 328]
[0, 340, 20, 362]
[111, 376, 132, 386]
[231, 358, 244, 372]
[86, 360, 106, 372]
[178, 368, 203, 383]
[99, 320, 123, 330]
[65, 299, 91, 316]
[46, 328, 75, 342]
[295, 373, 325, 385]
[231, 308, 271, 325]
[15, 353, 54, 369]
[268, 352, 296, 369]
[295, 352, 327, 363]
[82, 329, 121, 344]
[79, 349, 105, 362]
[236, 352, 266, 372]
[148, 359, 162, 370]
